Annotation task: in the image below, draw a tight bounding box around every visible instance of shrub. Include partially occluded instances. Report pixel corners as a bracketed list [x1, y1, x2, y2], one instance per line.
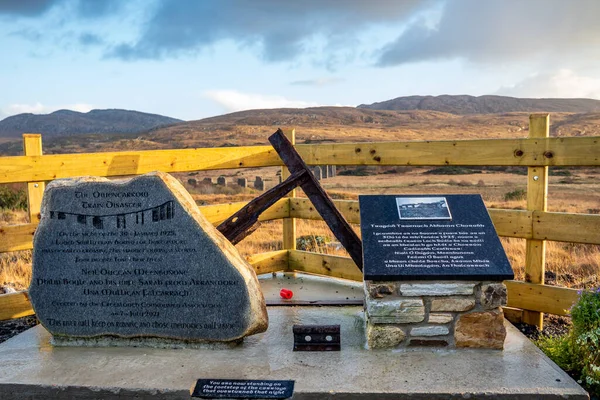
[338, 166, 371, 176]
[550, 168, 572, 177]
[537, 288, 600, 396]
[0, 186, 27, 210]
[424, 166, 481, 175]
[296, 235, 330, 252]
[504, 188, 527, 201]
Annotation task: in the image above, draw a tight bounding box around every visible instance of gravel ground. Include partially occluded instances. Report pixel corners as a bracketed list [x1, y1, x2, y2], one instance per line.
[0, 316, 38, 343]
[514, 314, 572, 341]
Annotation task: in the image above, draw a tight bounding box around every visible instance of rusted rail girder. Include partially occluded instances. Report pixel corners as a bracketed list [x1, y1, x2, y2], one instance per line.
[217, 129, 363, 271]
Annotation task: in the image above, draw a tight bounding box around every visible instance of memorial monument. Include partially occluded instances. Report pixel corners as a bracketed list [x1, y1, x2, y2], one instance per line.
[360, 194, 513, 349]
[29, 171, 268, 347]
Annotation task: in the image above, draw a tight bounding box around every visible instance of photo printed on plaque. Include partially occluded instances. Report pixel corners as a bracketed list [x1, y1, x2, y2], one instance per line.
[396, 196, 452, 220]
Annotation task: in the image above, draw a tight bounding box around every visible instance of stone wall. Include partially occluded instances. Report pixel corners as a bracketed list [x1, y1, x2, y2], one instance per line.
[364, 281, 507, 349]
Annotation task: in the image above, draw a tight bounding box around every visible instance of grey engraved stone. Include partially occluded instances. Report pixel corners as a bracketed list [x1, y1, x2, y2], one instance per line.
[29, 172, 268, 344]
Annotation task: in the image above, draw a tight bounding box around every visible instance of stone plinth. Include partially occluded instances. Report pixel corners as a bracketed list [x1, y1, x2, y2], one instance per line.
[365, 280, 507, 349]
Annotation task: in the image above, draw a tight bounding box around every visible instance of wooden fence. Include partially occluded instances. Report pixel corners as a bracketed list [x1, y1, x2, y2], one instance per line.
[1, 114, 599, 328]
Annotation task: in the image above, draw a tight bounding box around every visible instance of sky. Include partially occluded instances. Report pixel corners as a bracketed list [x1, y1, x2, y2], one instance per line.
[1, 0, 599, 121]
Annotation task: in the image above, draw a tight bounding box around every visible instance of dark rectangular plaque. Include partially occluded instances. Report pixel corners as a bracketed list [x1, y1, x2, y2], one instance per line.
[359, 194, 514, 281]
[191, 379, 294, 399]
[293, 324, 340, 351]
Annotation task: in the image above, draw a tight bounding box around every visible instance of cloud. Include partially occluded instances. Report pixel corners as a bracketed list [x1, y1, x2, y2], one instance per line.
[106, 0, 430, 62]
[290, 77, 345, 87]
[377, 0, 600, 66]
[0, 102, 94, 119]
[79, 32, 104, 46]
[203, 90, 322, 113]
[497, 70, 600, 99]
[9, 28, 44, 41]
[0, 0, 56, 16]
[0, 0, 122, 18]
[75, 0, 121, 19]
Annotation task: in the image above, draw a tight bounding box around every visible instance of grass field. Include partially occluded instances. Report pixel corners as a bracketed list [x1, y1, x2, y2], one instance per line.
[2, 164, 597, 292]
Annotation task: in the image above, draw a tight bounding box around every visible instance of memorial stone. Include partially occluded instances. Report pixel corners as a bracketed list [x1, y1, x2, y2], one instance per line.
[313, 166, 322, 181]
[29, 171, 268, 345]
[237, 178, 247, 188]
[217, 176, 227, 186]
[359, 194, 511, 349]
[203, 177, 215, 185]
[254, 176, 264, 191]
[329, 165, 336, 177]
[322, 165, 329, 179]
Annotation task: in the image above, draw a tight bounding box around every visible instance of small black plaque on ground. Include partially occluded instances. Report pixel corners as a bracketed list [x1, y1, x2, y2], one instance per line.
[359, 194, 514, 281]
[191, 379, 294, 399]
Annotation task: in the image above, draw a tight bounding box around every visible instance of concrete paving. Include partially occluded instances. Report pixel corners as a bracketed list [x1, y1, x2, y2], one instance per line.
[258, 272, 364, 305]
[0, 306, 589, 399]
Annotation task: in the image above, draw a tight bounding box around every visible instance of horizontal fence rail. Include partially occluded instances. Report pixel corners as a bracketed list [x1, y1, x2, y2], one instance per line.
[0, 249, 581, 320]
[1, 137, 600, 184]
[0, 118, 598, 327]
[0, 199, 289, 253]
[5, 198, 598, 253]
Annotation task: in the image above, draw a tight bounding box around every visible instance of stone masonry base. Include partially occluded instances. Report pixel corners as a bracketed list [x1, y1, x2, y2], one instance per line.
[365, 280, 508, 349]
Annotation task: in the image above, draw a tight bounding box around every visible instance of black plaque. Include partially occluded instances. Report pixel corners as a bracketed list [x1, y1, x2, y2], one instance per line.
[293, 325, 340, 351]
[191, 379, 294, 399]
[359, 195, 514, 281]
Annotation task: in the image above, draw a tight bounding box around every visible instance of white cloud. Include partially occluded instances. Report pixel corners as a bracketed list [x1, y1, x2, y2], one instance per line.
[290, 77, 345, 87]
[377, 0, 600, 67]
[497, 69, 600, 99]
[203, 90, 323, 113]
[0, 102, 94, 119]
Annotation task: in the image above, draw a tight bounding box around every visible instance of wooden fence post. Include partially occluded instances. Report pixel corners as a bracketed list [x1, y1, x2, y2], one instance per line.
[281, 129, 297, 256]
[23, 134, 45, 223]
[523, 114, 549, 329]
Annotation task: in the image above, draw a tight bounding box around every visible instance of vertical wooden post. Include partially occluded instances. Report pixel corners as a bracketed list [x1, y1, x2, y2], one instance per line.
[523, 114, 549, 329]
[23, 134, 45, 223]
[281, 129, 297, 255]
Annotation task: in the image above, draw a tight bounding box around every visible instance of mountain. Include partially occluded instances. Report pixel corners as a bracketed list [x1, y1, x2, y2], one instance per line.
[2, 104, 600, 156]
[0, 109, 182, 138]
[358, 95, 600, 114]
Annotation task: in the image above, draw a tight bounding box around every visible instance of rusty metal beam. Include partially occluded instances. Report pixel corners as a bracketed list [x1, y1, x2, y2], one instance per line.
[269, 129, 363, 271]
[217, 169, 310, 244]
[217, 129, 363, 272]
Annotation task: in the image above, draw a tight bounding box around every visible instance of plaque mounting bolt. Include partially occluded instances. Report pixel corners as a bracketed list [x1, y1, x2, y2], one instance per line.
[533, 176, 539, 181]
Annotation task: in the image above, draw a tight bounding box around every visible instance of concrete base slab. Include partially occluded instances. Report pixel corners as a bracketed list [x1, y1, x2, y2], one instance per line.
[0, 307, 588, 399]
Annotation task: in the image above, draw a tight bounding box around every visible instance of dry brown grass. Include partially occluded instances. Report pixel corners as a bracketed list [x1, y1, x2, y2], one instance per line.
[0, 163, 598, 292]
[0, 210, 31, 291]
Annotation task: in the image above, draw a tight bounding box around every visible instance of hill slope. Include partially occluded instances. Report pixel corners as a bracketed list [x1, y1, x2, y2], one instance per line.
[358, 95, 600, 114]
[0, 109, 182, 138]
[1, 106, 600, 156]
